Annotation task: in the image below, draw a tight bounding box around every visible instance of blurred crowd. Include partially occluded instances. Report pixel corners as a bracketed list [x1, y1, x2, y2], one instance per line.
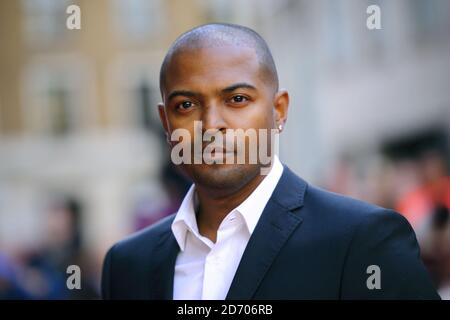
[0, 197, 98, 299]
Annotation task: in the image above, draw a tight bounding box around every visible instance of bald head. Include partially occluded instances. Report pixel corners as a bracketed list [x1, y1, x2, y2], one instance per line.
[159, 23, 279, 95]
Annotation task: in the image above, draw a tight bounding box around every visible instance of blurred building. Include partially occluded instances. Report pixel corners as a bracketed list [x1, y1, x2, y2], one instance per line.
[0, 0, 450, 297]
[0, 0, 207, 259]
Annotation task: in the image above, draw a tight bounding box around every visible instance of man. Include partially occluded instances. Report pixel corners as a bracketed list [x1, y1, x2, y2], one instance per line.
[101, 23, 440, 299]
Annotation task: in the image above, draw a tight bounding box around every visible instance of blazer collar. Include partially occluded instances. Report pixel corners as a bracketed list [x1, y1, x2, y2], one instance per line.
[225, 165, 308, 299]
[149, 229, 179, 299]
[269, 165, 307, 211]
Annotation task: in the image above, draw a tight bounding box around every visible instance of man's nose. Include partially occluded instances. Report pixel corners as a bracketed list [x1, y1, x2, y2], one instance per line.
[201, 102, 227, 133]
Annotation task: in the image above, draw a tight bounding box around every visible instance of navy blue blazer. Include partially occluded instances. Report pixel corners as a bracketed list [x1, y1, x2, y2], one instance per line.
[101, 166, 440, 299]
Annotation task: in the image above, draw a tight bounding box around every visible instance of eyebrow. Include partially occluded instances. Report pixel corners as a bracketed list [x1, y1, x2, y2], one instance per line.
[222, 82, 257, 93]
[167, 90, 197, 101]
[167, 82, 257, 101]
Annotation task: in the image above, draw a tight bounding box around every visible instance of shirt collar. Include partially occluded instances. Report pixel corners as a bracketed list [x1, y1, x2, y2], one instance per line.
[171, 184, 198, 251]
[171, 155, 284, 251]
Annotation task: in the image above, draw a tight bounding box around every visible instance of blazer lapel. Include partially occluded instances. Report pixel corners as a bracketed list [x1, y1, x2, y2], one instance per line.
[150, 230, 180, 299]
[226, 166, 307, 300]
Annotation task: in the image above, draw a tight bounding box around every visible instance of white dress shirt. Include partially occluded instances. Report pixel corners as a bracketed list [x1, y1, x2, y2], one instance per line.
[171, 156, 284, 300]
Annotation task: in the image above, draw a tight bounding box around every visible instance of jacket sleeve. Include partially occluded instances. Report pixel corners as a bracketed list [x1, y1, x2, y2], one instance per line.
[340, 208, 440, 299]
[101, 245, 115, 300]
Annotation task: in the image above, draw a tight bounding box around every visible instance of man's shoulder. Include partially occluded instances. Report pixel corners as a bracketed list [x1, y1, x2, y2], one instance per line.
[110, 213, 176, 257]
[307, 184, 383, 216]
[281, 166, 391, 224]
[302, 181, 411, 238]
[277, 166, 408, 235]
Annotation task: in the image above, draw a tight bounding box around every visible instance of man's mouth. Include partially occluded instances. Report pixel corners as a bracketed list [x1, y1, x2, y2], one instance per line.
[200, 148, 236, 163]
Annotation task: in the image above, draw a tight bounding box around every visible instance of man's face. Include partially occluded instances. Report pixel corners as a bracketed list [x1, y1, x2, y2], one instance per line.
[158, 44, 287, 192]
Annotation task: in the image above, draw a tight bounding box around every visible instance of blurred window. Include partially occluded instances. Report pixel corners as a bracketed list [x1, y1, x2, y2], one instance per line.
[47, 84, 72, 136]
[111, 0, 164, 43]
[136, 80, 156, 132]
[109, 59, 160, 132]
[323, 0, 349, 65]
[410, 0, 449, 44]
[23, 62, 85, 137]
[21, 0, 72, 47]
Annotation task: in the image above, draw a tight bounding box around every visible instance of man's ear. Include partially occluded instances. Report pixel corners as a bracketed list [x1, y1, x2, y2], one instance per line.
[158, 103, 170, 143]
[273, 89, 289, 131]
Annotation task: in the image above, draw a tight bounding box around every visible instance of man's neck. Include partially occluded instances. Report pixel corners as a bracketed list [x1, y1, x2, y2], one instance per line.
[195, 170, 268, 243]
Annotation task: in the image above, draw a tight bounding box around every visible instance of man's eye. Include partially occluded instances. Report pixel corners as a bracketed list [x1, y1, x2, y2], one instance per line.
[230, 95, 248, 103]
[177, 101, 194, 110]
